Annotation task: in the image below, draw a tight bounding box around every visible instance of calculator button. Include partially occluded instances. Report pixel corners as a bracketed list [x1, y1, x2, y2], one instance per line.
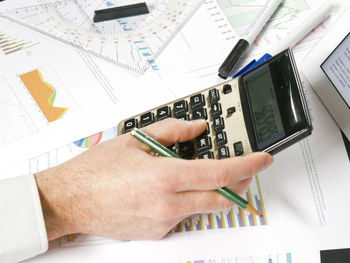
[196, 136, 212, 153]
[205, 122, 210, 135]
[190, 94, 205, 110]
[140, 112, 155, 127]
[234, 141, 244, 156]
[218, 146, 230, 159]
[223, 84, 232, 94]
[175, 114, 189, 121]
[173, 100, 188, 117]
[211, 102, 222, 117]
[213, 116, 225, 131]
[157, 106, 171, 121]
[124, 118, 138, 133]
[198, 151, 214, 159]
[198, 123, 210, 138]
[208, 89, 220, 104]
[227, 106, 236, 116]
[178, 141, 195, 159]
[215, 130, 227, 147]
[167, 144, 176, 154]
[192, 108, 208, 120]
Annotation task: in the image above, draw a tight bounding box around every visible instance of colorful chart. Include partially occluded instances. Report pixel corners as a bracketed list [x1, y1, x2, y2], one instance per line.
[174, 176, 267, 233]
[5, 0, 203, 74]
[73, 127, 118, 149]
[19, 69, 68, 122]
[0, 31, 39, 55]
[73, 132, 103, 148]
[217, 0, 309, 36]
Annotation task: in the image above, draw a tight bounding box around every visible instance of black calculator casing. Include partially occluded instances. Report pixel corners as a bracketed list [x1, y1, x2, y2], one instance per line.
[118, 49, 312, 158]
[239, 49, 312, 155]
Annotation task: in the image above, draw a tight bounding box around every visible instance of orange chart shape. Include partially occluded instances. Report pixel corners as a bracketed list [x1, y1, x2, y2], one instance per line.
[20, 69, 68, 122]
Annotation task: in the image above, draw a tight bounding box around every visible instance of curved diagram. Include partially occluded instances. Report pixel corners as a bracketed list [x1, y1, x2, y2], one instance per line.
[19, 69, 68, 122]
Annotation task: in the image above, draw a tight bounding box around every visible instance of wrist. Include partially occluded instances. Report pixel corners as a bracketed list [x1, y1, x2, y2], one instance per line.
[34, 166, 76, 240]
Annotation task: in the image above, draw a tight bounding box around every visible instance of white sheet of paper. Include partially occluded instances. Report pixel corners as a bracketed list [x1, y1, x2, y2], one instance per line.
[0, 16, 175, 172]
[9, 65, 348, 263]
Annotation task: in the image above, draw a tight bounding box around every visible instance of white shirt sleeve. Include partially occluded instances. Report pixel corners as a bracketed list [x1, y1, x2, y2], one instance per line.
[0, 174, 48, 263]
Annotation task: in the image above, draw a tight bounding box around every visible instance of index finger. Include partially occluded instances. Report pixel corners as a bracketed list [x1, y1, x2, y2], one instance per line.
[159, 152, 273, 192]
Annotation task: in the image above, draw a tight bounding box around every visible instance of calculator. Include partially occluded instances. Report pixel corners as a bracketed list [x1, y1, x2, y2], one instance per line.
[118, 49, 312, 159]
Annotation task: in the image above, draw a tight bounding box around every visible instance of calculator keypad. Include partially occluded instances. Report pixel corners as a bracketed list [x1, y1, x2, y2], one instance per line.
[119, 79, 252, 160]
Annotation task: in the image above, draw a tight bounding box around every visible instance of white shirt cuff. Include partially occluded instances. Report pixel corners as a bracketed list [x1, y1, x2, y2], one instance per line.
[0, 174, 48, 262]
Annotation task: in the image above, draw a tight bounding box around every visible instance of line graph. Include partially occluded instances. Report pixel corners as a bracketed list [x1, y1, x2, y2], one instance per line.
[217, 0, 310, 36]
[216, 0, 331, 58]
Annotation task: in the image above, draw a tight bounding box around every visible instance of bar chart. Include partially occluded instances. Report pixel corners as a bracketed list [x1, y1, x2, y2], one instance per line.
[0, 31, 39, 55]
[174, 175, 267, 233]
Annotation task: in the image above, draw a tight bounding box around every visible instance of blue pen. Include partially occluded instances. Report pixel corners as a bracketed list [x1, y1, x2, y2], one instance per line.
[232, 53, 272, 79]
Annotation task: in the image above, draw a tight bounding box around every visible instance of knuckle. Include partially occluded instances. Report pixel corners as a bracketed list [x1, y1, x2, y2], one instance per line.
[215, 168, 230, 188]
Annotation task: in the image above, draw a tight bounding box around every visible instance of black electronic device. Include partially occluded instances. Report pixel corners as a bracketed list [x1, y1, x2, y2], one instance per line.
[118, 49, 312, 158]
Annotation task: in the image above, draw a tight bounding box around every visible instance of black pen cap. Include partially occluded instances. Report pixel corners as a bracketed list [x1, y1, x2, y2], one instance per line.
[218, 39, 249, 79]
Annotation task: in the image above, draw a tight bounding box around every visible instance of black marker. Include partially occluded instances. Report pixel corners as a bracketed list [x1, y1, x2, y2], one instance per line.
[218, 0, 282, 79]
[93, 2, 149, 23]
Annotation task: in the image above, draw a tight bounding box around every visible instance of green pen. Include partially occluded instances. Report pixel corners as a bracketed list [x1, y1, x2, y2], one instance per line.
[130, 127, 261, 217]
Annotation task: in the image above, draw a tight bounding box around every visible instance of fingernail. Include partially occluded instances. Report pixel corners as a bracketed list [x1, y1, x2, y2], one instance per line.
[263, 153, 274, 169]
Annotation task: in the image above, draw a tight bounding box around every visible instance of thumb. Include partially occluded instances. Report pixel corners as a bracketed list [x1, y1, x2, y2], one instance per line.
[141, 118, 206, 146]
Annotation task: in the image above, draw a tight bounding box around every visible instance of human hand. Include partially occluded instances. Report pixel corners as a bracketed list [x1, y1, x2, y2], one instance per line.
[34, 118, 273, 241]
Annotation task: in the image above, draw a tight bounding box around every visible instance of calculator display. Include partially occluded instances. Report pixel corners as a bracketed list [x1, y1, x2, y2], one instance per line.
[245, 67, 285, 148]
[239, 49, 312, 153]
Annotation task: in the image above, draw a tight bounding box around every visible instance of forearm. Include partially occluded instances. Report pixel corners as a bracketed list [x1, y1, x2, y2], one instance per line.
[35, 164, 80, 241]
